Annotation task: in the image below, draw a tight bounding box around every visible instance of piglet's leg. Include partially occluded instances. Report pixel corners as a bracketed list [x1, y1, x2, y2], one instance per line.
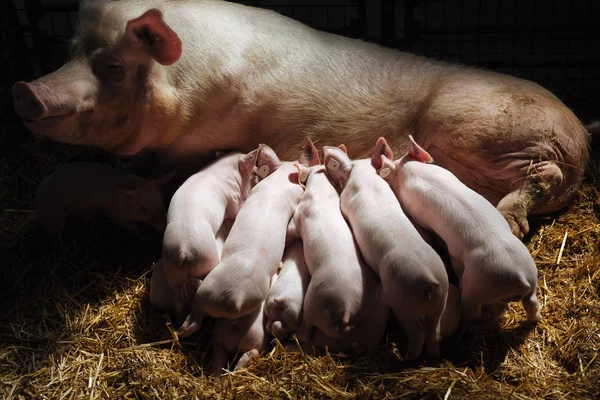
[522, 291, 542, 322]
[397, 315, 426, 361]
[234, 349, 260, 372]
[496, 161, 563, 239]
[149, 259, 174, 315]
[209, 345, 229, 377]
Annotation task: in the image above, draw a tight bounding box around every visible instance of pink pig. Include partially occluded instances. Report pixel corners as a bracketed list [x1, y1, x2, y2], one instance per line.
[289, 140, 390, 346]
[162, 149, 261, 320]
[150, 219, 234, 318]
[376, 136, 541, 323]
[178, 145, 305, 337]
[323, 145, 449, 361]
[209, 274, 277, 376]
[35, 162, 172, 243]
[265, 239, 310, 339]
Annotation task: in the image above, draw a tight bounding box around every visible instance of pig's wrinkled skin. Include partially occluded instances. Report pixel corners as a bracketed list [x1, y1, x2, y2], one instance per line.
[12, 1, 588, 239]
[264, 239, 310, 340]
[35, 162, 172, 241]
[162, 149, 260, 320]
[150, 218, 233, 318]
[179, 145, 304, 337]
[323, 146, 448, 361]
[377, 136, 541, 323]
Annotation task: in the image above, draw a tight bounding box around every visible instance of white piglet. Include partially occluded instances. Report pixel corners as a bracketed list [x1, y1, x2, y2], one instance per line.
[179, 145, 305, 337]
[290, 140, 390, 350]
[323, 145, 448, 361]
[162, 149, 262, 320]
[377, 135, 541, 323]
[265, 239, 310, 340]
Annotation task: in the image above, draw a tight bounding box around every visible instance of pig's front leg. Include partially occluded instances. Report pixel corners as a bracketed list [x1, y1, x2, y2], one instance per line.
[396, 315, 426, 361]
[209, 344, 229, 377]
[149, 259, 174, 315]
[233, 349, 260, 372]
[496, 160, 564, 239]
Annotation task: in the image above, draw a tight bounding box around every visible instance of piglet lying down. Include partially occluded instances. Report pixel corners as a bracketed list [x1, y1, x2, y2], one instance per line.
[35, 162, 172, 243]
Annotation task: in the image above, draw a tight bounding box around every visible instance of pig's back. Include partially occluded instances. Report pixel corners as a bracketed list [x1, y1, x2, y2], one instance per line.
[401, 161, 512, 251]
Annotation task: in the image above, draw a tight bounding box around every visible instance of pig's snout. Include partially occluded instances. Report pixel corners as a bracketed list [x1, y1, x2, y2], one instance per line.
[12, 81, 49, 121]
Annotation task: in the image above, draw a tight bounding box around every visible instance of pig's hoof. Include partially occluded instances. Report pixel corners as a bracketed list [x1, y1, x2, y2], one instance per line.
[498, 207, 529, 239]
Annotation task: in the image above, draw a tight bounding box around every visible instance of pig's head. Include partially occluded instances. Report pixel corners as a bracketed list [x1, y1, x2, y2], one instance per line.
[117, 171, 174, 230]
[323, 144, 354, 190]
[12, 3, 183, 155]
[294, 138, 321, 187]
[255, 144, 281, 180]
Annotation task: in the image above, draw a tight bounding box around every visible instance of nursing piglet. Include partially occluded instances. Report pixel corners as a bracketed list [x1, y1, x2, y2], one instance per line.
[209, 274, 277, 376]
[162, 149, 261, 319]
[323, 146, 448, 360]
[265, 239, 310, 339]
[290, 140, 389, 346]
[35, 162, 172, 242]
[179, 145, 305, 337]
[150, 219, 234, 317]
[377, 136, 541, 322]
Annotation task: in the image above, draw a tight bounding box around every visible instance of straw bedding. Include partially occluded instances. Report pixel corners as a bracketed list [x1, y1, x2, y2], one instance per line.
[1, 129, 599, 399]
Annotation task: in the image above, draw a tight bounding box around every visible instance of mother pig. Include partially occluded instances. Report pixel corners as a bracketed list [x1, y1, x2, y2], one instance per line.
[12, 0, 589, 237]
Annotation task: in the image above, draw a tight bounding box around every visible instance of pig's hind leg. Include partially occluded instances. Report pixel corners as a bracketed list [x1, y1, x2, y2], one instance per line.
[521, 290, 542, 322]
[496, 161, 564, 239]
[396, 314, 426, 361]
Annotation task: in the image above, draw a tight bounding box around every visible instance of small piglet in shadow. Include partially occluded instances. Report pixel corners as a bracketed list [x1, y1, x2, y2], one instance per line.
[35, 162, 173, 243]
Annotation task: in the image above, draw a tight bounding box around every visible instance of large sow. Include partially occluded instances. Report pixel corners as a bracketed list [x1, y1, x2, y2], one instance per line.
[12, 0, 589, 237]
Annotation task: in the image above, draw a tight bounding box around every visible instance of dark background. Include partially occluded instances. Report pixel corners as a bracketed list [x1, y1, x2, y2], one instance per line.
[2, 0, 600, 141]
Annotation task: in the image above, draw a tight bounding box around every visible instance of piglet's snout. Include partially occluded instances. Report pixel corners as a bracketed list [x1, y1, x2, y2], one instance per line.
[12, 81, 49, 121]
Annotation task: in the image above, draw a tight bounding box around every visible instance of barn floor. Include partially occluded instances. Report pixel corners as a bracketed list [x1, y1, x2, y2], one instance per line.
[1, 127, 599, 399]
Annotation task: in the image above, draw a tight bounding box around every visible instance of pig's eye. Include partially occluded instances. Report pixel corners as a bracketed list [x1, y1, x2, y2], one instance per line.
[104, 59, 125, 83]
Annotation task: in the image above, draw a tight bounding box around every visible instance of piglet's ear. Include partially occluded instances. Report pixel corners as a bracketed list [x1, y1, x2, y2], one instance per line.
[238, 148, 259, 175]
[338, 144, 348, 154]
[378, 155, 396, 181]
[255, 144, 281, 179]
[125, 9, 182, 66]
[152, 170, 176, 186]
[408, 135, 434, 163]
[299, 138, 320, 167]
[371, 137, 393, 170]
[323, 146, 352, 189]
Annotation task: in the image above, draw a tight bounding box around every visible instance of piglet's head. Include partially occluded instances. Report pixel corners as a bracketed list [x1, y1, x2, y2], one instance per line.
[407, 135, 434, 163]
[255, 144, 281, 180]
[294, 138, 321, 187]
[323, 145, 353, 189]
[12, 4, 183, 156]
[117, 171, 174, 231]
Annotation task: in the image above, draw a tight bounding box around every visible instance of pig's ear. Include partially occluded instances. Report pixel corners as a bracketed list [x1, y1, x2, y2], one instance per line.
[293, 163, 310, 188]
[125, 9, 182, 66]
[371, 137, 393, 170]
[378, 155, 396, 181]
[152, 170, 176, 187]
[323, 146, 352, 189]
[118, 188, 138, 201]
[299, 138, 320, 167]
[408, 135, 434, 163]
[255, 144, 280, 179]
[338, 144, 348, 154]
[238, 148, 259, 175]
